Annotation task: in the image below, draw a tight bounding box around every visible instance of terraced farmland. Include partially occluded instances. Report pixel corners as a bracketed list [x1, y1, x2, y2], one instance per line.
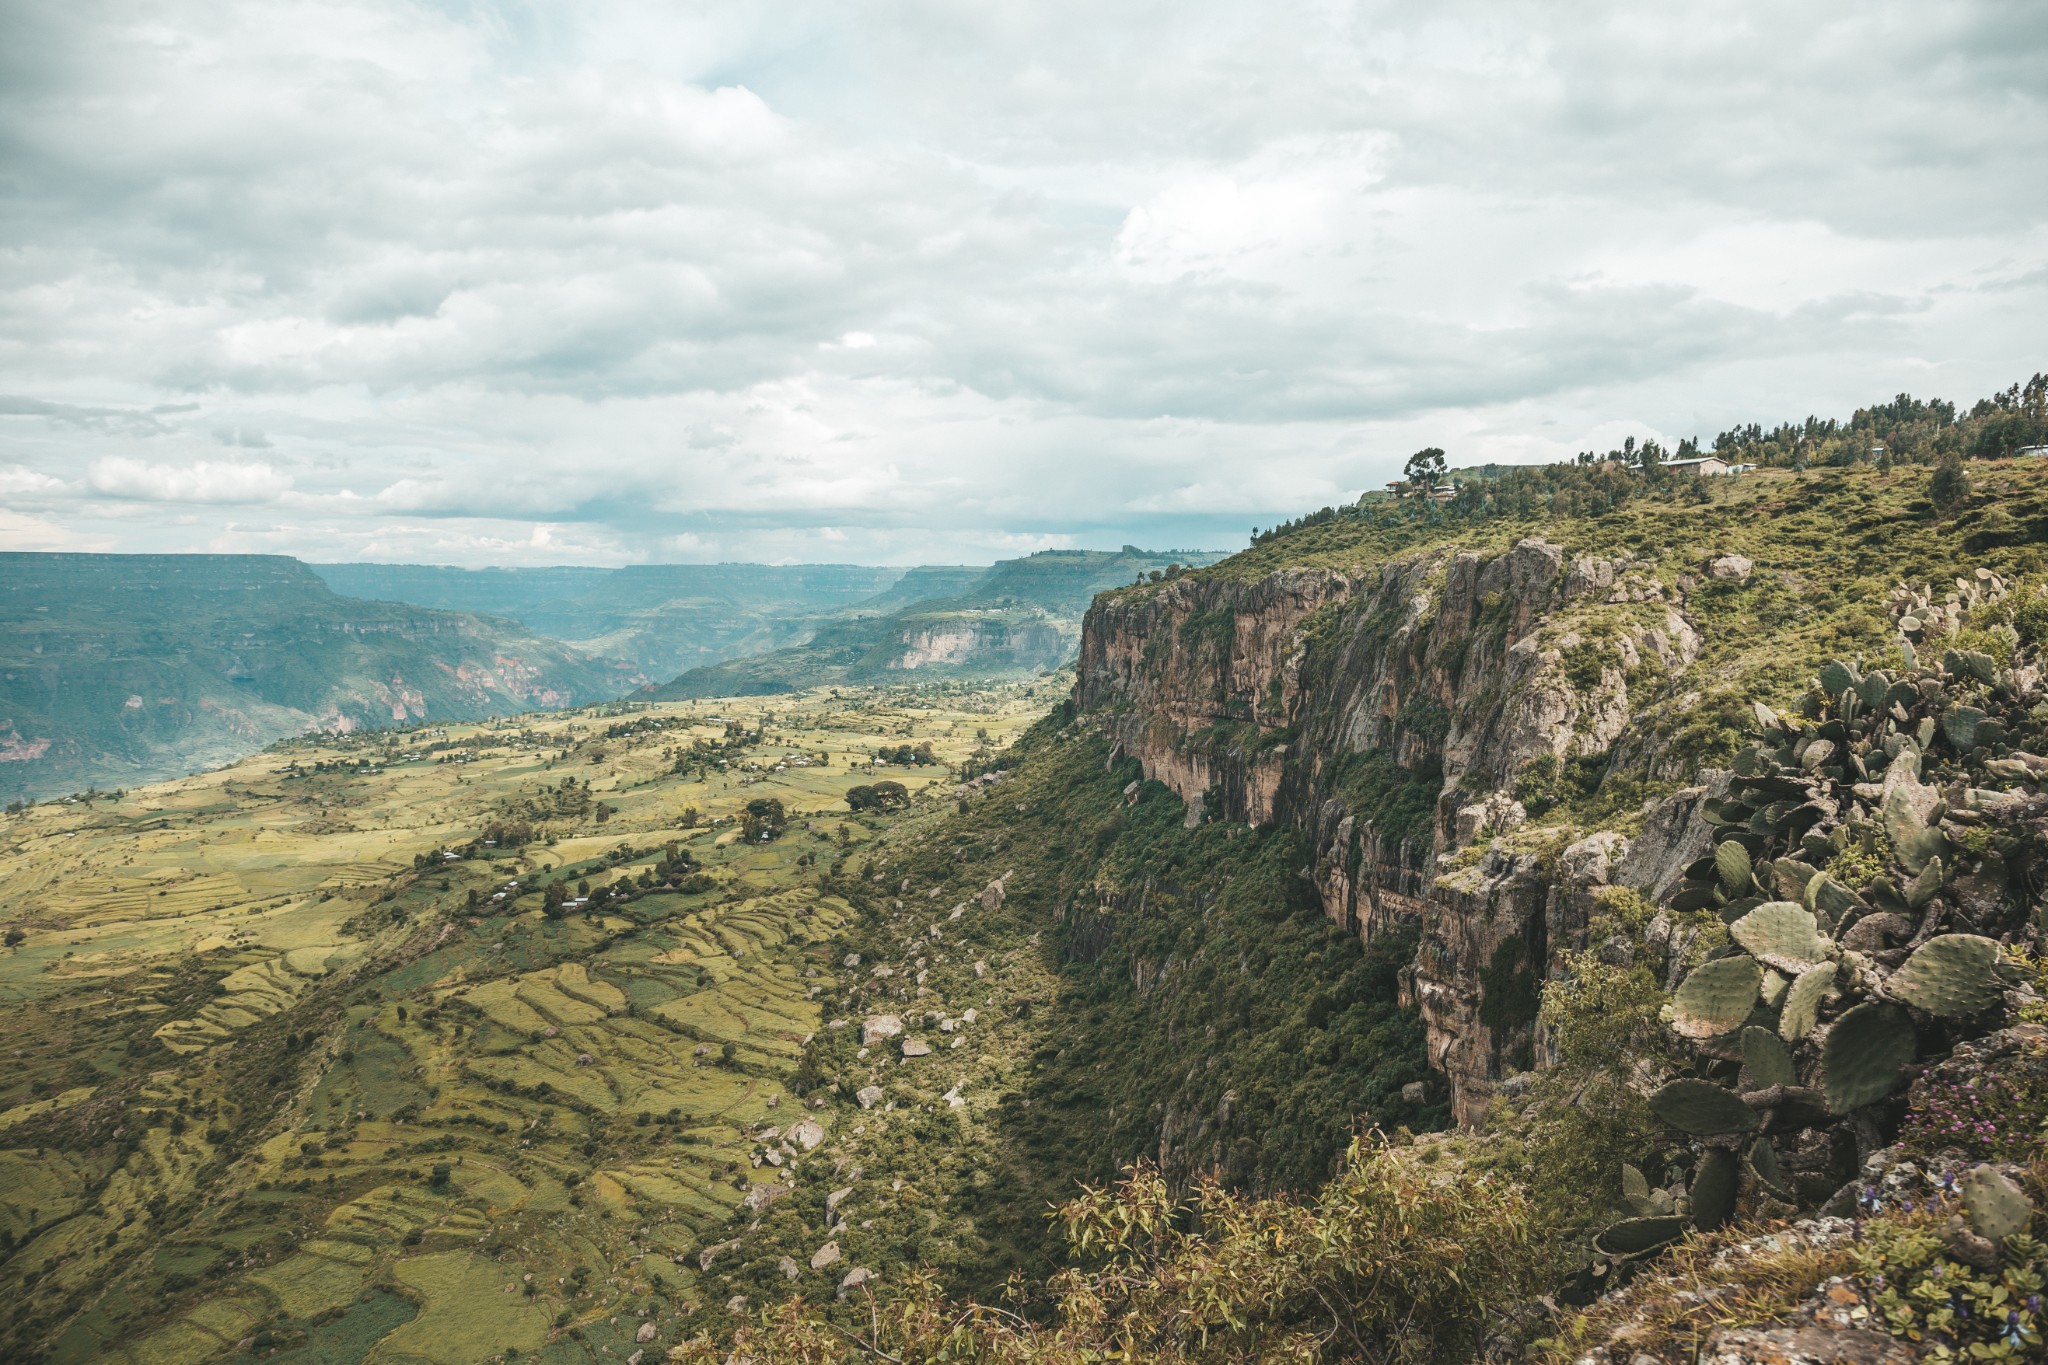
[0, 682, 1046, 1363]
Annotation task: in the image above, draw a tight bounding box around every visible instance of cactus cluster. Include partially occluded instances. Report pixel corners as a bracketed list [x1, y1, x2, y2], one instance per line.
[1591, 566, 2048, 1259]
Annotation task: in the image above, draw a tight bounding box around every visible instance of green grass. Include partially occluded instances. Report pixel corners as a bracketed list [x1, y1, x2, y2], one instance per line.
[0, 683, 1045, 1362]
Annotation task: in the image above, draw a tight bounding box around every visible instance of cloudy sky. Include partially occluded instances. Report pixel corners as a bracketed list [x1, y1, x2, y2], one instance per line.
[1, 1, 2043, 566]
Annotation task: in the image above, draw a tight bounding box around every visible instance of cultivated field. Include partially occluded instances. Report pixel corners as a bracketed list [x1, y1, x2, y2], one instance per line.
[0, 682, 1048, 1363]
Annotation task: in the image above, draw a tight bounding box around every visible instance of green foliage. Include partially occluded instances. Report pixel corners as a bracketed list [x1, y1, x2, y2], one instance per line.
[1561, 639, 1608, 692]
[1931, 453, 1974, 512]
[1854, 1212, 2046, 1360]
[700, 1137, 1540, 1365]
[1539, 953, 1666, 1070]
[1332, 749, 1441, 855]
[846, 780, 909, 812]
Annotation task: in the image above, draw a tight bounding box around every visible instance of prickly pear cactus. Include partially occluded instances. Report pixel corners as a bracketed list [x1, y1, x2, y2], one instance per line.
[1671, 954, 1761, 1039]
[1961, 1165, 2033, 1243]
[1613, 569, 2048, 1262]
[1778, 962, 1838, 1043]
[1715, 840, 1753, 898]
[1650, 1078, 1758, 1135]
[1729, 902, 1833, 975]
[1594, 1216, 1688, 1258]
[1690, 1149, 1738, 1231]
[1887, 934, 2002, 1017]
[1740, 1025, 1796, 1089]
[1820, 1002, 1916, 1114]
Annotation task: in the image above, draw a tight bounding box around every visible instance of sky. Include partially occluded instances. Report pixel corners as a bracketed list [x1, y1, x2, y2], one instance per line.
[0, 1, 2043, 568]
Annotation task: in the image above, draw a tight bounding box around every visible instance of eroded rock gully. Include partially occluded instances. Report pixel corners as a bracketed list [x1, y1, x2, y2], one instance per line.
[1072, 537, 1715, 1125]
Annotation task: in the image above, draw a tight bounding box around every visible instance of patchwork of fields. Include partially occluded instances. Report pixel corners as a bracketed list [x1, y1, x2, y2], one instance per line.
[0, 683, 1046, 1363]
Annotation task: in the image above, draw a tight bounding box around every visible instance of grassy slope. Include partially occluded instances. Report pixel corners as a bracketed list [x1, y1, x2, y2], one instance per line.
[693, 710, 1439, 1331]
[0, 684, 1041, 1364]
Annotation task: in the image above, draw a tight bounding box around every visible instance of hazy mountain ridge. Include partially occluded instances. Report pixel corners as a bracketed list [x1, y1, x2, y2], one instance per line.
[0, 553, 631, 800]
[313, 562, 912, 680]
[649, 546, 1226, 698]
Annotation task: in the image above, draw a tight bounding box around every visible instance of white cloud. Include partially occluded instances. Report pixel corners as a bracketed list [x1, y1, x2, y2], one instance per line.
[0, 0, 2039, 564]
[0, 465, 67, 497]
[88, 457, 293, 504]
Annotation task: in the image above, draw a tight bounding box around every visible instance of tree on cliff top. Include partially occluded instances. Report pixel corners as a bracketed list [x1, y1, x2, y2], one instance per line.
[1403, 447, 1448, 488]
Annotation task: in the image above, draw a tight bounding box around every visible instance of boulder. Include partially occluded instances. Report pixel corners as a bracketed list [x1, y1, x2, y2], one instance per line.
[788, 1118, 826, 1150]
[1708, 554, 1754, 584]
[856, 1085, 885, 1110]
[1617, 778, 1728, 904]
[742, 1183, 789, 1213]
[810, 1241, 841, 1271]
[901, 1038, 931, 1058]
[1563, 555, 1618, 601]
[861, 1014, 902, 1046]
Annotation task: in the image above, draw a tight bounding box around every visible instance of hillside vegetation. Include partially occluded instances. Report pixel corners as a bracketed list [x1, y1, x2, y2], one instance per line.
[0, 683, 1051, 1362]
[682, 381, 2048, 1362]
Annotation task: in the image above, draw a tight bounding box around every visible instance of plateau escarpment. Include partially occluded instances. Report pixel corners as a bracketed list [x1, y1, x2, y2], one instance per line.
[1071, 463, 2048, 1124]
[652, 546, 1223, 698]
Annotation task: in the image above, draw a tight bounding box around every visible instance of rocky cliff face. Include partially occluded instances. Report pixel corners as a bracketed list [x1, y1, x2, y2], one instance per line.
[1072, 538, 1714, 1124]
[887, 616, 1070, 672]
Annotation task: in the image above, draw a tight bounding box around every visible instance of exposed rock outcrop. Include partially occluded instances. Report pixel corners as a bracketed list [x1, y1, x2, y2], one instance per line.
[1073, 537, 1715, 1124]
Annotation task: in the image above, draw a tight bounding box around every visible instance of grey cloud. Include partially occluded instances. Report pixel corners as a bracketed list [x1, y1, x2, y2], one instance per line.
[0, 395, 195, 434]
[0, 0, 2040, 564]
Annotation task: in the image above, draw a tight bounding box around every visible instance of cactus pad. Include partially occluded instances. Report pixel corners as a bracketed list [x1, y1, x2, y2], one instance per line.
[1730, 903, 1833, 975]
[1741, 1025, 1797, 1089]
[1905, 855, 1945, 911]
[1770, 857, 1819, 900]
[1650, 1078, 1759, 1135]
[1672, 954, 1761, 1039]
[1944, 705, 1987, 751]
[1779, 962, 1838, 1042]
[1621, 1163, 1651, 1214]
[1962, 1166, 2032, 1243]
[1821, 1002, 1916, 1113]
[1691, 1149, 1738, 1231]
[1594, 1216, 1688, 1258]
[1715, 840, 1754, 898]
[1888, 934, 2001, 1017]
[1748, 1136, 1792, 1200]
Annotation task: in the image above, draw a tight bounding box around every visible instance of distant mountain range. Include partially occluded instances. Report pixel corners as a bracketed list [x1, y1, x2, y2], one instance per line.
[0, 554, 630, 800]
[310, 562, 908, 679]
[647, 547, 1223, 698]
[2, 547, 1222, 800]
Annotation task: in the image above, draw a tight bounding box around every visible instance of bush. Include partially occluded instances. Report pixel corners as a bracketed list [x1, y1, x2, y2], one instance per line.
[693, 1137, 1539, 1364]
[1931, 453, 1973, 511]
